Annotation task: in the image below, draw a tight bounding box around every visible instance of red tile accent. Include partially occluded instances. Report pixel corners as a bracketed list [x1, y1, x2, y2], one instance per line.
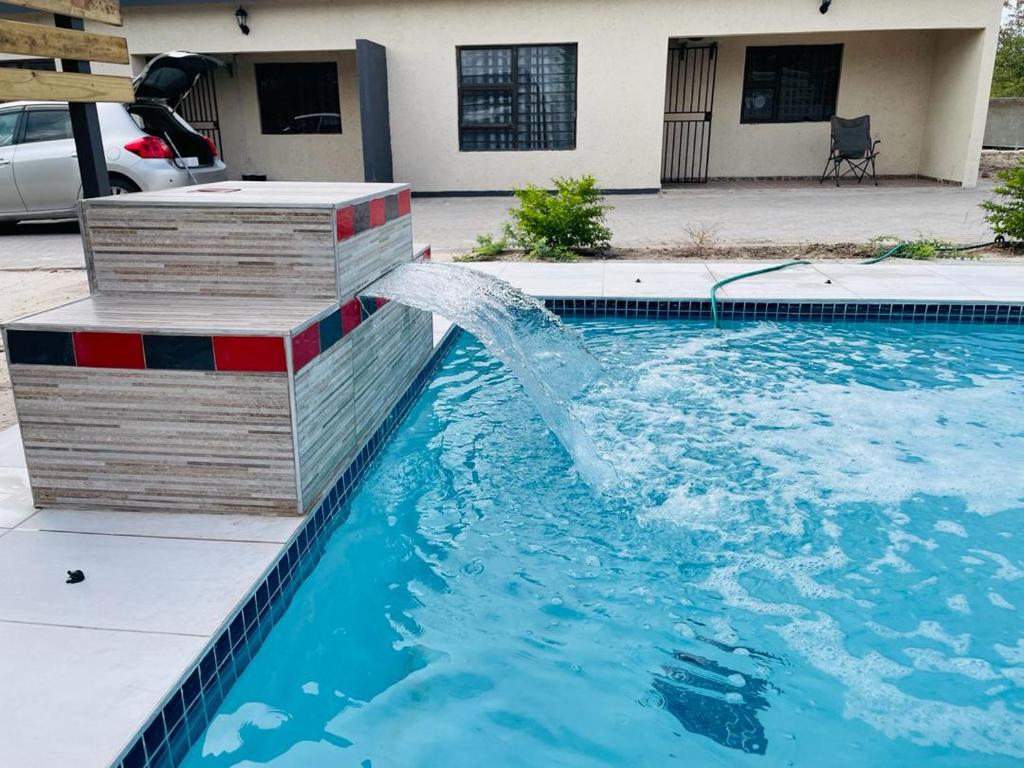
[73, 331, 145, 369]
[341, 298, 362, 335]
[397, 189, 411, 216]
[290, 324, 320, 372]
[212, 336, 287, 373]
[369, 197, 386, 227]
[375, 297, 389, 310]
[336, 207, 355, 240]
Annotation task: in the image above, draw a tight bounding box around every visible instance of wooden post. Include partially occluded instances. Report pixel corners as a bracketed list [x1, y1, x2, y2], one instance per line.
[53, 14, 110, 198]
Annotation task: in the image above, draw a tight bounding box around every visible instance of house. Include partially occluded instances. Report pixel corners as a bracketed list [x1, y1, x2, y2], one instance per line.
[0, 0, 1003, 191]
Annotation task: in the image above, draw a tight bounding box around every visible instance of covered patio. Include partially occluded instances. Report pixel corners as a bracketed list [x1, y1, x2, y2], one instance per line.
[661, 28, 992, 187]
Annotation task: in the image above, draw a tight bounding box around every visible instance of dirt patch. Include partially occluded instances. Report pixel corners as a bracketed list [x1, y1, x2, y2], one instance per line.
[980, 149, 1024, 179]
[450, 242, 1024, 264]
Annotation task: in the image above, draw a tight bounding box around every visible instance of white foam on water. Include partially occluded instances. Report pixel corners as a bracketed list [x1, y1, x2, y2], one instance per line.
[773, 614, 1024, 758]
[936, 520, 969, 538]
[202, 702, 291, 757]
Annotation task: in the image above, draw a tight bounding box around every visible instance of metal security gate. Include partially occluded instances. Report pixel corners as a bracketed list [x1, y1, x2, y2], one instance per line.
[178, 68, 223, 160]
[662, 42, 717, 183]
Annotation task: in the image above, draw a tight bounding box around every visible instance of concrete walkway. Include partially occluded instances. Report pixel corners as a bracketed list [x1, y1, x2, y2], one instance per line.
[413, 180, 997, 254]
[466, 258, 1024, 302]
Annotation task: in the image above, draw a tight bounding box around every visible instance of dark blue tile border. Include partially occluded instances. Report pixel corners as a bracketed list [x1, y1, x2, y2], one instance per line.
[110, 325, 462, 768]
[543, 298, 1024, 324]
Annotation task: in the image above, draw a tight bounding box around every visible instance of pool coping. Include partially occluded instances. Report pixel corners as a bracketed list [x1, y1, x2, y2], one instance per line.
[108, 289, 1024, 767]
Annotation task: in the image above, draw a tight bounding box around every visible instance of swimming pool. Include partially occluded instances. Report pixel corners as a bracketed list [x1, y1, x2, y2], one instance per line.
[179, 319, 1024, 767]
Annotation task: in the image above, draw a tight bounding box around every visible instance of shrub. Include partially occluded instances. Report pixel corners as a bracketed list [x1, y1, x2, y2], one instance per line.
[981, 161, 1024, 240]
[453, 231, 511, 262]
[508, 175, 611, 260]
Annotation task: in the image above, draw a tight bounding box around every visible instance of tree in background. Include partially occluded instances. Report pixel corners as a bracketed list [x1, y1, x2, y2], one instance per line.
[993, 0, 1024, 97]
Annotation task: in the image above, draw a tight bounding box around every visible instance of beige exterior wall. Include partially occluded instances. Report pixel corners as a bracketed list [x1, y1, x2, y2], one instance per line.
[921, 29, 998, 185]
[26, 0, 1001, 189]
[211, 50, 363, 182]
[708, 30, 936, 179]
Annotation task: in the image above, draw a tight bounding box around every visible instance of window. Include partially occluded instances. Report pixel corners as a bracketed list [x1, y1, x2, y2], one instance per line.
[457, 43, 577, 151]
[741, 45, 842, 124]
[254, 62, 341, 135]
[22, 109, 72, 143]
[0, 111, 19, 147]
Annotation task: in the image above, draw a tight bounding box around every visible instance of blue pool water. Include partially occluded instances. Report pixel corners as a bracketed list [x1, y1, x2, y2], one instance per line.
[182, 320, 1024, 767]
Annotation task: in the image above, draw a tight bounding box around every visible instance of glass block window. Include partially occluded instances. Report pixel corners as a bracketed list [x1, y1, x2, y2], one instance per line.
[741, 45, 842, 124]
[255, 62, 341, 135]
[457, 44, 577, 151]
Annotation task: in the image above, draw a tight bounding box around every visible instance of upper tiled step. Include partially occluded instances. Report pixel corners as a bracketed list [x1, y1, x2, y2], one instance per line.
[11, 295, 334, 335]
[81, 181, 412, 301]
[85, 181, 406, 209]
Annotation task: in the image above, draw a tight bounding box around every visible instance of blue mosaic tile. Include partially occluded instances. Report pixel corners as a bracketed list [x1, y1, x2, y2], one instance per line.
[543, 298, 1024, 324]
[112, 325, 463, 768]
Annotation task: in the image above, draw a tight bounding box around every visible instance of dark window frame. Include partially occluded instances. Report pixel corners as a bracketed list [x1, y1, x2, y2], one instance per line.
[740, 44, 843, 125]
[456, 42, 578, 152]
[254, 61, 343, 136]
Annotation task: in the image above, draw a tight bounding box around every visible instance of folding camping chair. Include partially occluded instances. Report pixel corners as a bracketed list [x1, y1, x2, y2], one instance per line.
[820, 115, 880, 187]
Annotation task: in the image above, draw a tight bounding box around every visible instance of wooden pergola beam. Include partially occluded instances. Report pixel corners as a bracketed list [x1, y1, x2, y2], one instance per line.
[0, 18, 129, 64]
[1, 0, 122, 26]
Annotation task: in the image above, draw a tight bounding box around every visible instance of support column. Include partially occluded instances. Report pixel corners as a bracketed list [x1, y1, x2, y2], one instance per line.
[356, 38, 394, 183]
[53, 14, 111, 199]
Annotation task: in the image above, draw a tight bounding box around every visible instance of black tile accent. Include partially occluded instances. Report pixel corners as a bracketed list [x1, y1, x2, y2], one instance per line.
[6, 329, 75, 366]
[384, 193, 399, 221]
[352, 202, 371, 234]
[319, 311, 342, 351]
[143, 335, 214, 371]
[359, 296, 378, 320]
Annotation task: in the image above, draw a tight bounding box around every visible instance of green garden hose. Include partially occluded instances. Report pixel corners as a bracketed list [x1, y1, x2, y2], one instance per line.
[862, 240, 999, 264]
[710, 260, 811, 329]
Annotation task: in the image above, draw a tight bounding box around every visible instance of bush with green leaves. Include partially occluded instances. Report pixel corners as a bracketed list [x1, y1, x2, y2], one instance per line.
[981, 161, 1024, 241]
[462, 176, 613, 262]
[508, 175, 612, 261]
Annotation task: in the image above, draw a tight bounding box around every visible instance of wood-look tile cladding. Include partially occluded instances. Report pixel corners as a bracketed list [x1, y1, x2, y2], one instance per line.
[11, 366, 297, 515]
[3, 181, 434, 516]
[82, 183, 412, 301]
[294, 302, 433, 509]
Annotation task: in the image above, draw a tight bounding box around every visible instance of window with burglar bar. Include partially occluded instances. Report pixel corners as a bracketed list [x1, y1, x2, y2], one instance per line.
[457, 43, 577, 151]
[741, 44, 842, 124]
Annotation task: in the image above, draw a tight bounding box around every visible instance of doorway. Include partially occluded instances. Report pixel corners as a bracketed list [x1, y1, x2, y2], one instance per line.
[661, 42, 718, 184]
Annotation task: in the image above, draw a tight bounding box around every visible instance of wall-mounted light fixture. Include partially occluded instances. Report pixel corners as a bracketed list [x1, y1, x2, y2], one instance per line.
[819, 0, 832, 13]
[235, 6, 250, 35]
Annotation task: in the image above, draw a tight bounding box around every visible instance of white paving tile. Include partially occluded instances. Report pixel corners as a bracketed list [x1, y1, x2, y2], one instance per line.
[432, 314, 454, 346]
[603, 262, 714, 298]
[17, 508, 301, 543]
[0, 425, 26, 468]
[0, 468, 34, 529]
[0, 529, 280, 635]
[922, 263, 1024, 300]
[491, 262, 605, 297]
[0, 620, 206, 768]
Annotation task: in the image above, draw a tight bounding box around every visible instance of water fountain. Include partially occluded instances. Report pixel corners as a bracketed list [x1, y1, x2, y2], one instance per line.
[364, 262, 617, 488]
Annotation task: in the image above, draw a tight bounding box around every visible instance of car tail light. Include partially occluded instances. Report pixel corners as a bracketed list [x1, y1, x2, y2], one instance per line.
[123, 136, 173, 159]
[202, 136, 218, 158]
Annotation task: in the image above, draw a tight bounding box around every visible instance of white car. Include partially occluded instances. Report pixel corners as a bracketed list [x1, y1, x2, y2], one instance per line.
[0, 52, 227, 224]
